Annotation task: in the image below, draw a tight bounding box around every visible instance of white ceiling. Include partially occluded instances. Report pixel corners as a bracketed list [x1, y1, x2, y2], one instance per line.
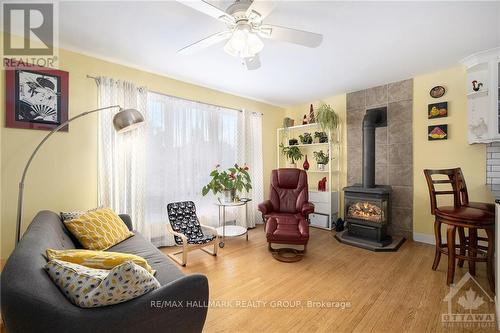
[58, 1, 500, 106]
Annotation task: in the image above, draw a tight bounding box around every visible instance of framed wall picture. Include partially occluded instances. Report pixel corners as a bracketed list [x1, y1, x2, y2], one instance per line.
[428, 124, 448, 141]
[428, 102, 448, 119]
[6, 61, 69, 131]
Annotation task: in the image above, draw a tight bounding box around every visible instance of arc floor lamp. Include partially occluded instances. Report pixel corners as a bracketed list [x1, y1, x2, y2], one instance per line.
[15, 105, 145, 243]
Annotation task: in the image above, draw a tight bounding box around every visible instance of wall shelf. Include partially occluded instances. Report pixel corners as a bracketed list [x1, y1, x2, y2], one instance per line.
[285, 142, 330, 148]
[277, 123, 322, 131]
[467, 90, 489, 99]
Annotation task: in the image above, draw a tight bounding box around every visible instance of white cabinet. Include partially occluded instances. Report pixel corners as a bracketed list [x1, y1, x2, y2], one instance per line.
[461, 47, 500, 143]
[309, 190, 339, 229]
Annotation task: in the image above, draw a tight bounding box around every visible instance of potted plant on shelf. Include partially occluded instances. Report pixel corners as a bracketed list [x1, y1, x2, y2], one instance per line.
[313, 150, 329, 171]
[288, 138, 299, 146]
[299, 132, 313, 144]
[314, 131, 328, 143]
[316, 103, 339, 135]
[280, 144, 303, 168]
[202, 164, 252, 203]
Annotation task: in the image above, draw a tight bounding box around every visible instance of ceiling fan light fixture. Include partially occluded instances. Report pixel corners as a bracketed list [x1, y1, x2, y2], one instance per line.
[223, 24, 264, 58]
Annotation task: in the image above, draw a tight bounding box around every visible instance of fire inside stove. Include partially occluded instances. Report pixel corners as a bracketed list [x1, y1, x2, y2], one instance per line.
[347, 201, 383, 222]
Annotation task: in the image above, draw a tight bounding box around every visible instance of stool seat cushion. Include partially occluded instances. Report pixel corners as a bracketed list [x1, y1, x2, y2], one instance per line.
[436, 206, 494, 224]
[266, 216, 309, 245]
[466, 202, 495, 213]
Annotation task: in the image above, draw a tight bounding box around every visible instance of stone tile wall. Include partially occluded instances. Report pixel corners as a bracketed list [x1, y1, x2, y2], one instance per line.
[346, 79, 414, 238]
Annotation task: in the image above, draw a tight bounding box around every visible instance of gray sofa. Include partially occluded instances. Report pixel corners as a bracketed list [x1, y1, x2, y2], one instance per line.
[1, 210, 209, 333]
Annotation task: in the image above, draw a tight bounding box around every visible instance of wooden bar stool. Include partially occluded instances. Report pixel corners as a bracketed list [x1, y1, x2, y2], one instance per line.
[424, 168, 495, 291]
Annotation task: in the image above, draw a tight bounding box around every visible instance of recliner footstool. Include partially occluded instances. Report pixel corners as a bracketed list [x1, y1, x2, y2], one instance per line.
[265, 215, 309, 253]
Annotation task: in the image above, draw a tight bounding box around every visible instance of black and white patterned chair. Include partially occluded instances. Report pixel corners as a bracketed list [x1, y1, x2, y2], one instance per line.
[166, 201, 218, 266]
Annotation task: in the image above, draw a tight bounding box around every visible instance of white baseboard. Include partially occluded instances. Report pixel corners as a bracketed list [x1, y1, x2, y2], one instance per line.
[412, 232, 435, 245]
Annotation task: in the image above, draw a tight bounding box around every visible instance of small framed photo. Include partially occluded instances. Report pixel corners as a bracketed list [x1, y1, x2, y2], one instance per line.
[428, 102, 448, 119]
[6, 61, 69, 131]
[428, 124, 448, 141]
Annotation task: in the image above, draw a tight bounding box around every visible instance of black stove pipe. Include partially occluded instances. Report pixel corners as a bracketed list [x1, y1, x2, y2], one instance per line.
[362, 107, 387, 188]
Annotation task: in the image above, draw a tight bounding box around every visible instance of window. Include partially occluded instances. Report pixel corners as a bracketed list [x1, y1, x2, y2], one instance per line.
[145, 92, 245, 244]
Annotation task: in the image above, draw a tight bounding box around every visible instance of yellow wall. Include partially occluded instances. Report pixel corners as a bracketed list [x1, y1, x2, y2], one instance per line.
[284, 95, 347, 217]
[1, 45, 285, 261]
[412, 66, 493, 236]
[283, 66, 493, 239]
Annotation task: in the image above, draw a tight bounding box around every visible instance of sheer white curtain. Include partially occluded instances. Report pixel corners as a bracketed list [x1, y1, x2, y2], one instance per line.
[146, 92, 264, 244]
[97, 77, 150, 240]
[237, 110, 264, 227]
[98, 83, 264, 248]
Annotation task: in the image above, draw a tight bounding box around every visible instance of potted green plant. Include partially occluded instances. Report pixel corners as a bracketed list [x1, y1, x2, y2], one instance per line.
[288, 138, 299, 146]
[202, 164, 252, 202]
[314, 131, 328, 143]
[280, 144, 303, 168]
[313, 150, 329, 171]
[299, 132, 313, 144]
[316, 103, 339, 134]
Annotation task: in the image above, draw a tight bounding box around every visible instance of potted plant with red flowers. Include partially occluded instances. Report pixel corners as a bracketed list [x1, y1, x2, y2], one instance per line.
[202, 164, 252, 202]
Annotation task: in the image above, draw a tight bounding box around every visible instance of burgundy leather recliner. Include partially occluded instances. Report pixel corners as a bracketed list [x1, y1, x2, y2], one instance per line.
[258, 168, 315, 221]
[258, 169, 314, 251]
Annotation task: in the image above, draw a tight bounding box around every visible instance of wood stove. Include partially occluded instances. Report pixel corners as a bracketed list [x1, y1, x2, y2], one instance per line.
[337, 106, 403, 250]
[343, 185, 392, 247]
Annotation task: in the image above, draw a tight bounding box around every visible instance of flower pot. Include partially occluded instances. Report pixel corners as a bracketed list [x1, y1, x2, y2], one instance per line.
[317, 163, 325, 171]
[289, 163, 297, 168]
[283, 117, 294, 128]
[223, 189, 236, 203]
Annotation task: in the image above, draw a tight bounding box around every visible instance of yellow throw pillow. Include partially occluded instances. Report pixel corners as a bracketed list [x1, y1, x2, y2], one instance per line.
[46, 249, 155, 275]
[64, 207, 134, 250]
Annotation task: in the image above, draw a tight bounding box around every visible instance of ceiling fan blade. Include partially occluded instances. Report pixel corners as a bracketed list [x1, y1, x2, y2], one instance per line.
[246, 0, 276, 22]
[242, 54, 261, 70]
[178, 31, 232, 55]
[177, 0, 235, 25]
[258, 24, 323, 48]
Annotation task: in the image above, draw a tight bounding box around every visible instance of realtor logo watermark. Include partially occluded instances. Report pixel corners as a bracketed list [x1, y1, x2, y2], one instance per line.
[2, 1, 59, 68]
[442, 272, 496, 328]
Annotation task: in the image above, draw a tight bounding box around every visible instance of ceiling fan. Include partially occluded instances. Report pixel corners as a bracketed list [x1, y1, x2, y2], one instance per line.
[176, 0, 323, 70]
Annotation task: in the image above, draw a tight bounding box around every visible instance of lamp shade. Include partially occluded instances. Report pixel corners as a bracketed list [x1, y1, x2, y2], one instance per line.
[113, 108, 145, 133]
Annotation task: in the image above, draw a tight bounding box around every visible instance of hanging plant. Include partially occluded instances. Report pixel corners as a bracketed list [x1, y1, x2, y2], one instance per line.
[316, 103, 339, 133]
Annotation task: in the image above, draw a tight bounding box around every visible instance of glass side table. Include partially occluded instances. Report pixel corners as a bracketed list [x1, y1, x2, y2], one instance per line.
[214, 199, 252, 248]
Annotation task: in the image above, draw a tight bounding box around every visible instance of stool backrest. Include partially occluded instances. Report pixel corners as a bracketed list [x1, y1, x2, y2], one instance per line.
[456, 168, 470, 206]
[423, 168, 462, 215]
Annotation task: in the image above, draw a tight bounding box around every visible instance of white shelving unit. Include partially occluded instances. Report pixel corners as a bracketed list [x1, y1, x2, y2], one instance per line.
[461, 47, 500, 143]
[276, 122, 342, 230]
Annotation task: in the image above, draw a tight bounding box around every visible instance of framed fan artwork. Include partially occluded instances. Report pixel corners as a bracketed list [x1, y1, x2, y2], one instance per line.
[5, 62, 69, 131]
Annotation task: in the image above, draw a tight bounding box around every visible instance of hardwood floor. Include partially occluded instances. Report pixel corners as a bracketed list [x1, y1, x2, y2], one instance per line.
[161, 225, 497, 333]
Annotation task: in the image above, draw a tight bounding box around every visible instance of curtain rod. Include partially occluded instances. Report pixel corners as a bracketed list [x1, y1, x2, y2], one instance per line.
[87, 75, 263, 116]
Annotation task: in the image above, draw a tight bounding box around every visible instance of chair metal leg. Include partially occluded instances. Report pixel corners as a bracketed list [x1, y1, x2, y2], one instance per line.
[468, 228, 478, 276]
[486, 228, 495, 292]
[446, 224, 456, 285]
[432, 219, 442, 271]
[457, 227, 466, 268]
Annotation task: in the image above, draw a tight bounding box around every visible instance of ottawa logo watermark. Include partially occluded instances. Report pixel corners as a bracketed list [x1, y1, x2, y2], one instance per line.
[442, 272, 496, 328]
[2, 1, 59, 69]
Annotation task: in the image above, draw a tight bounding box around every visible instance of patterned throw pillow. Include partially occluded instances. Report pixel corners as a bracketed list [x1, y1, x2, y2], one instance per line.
[44, 259, 160, 308]
[60, 207, 101, 221]
[63, 207, 134, 250]
[46, 249, 155, 275]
